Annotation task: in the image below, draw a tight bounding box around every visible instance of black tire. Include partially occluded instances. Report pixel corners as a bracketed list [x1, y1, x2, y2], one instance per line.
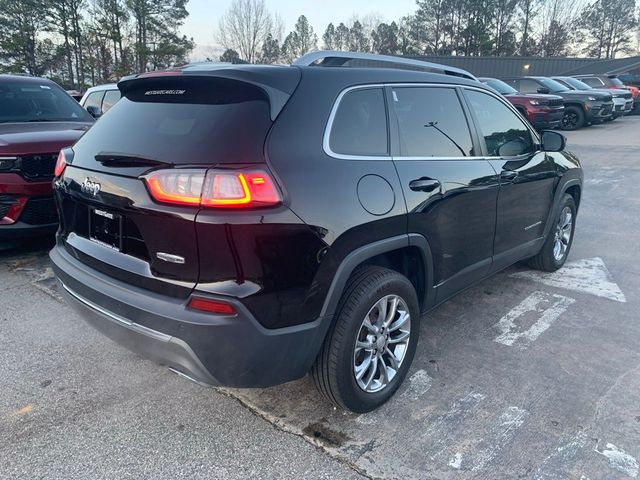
[560, 106, 585, 131]
[527, 194, 577, 272]
[311, 266, 420, 413]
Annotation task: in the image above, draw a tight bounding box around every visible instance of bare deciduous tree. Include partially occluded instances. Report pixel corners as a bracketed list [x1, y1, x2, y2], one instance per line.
[217, 0, 275, 63]
[538, 0, 581, 56]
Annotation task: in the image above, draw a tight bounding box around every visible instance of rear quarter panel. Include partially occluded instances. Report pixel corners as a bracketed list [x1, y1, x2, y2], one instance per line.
[265, 69, 409, 324]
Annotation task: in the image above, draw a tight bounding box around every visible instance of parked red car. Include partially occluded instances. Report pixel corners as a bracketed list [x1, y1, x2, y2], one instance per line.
[1, 74, 93, 245]
[479, 77, 565, 129]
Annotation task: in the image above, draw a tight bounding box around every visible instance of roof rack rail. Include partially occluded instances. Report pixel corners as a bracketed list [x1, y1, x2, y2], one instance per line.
[293, 51, 477, 81]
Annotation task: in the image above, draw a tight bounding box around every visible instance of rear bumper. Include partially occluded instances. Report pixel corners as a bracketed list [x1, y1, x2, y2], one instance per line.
[49, 242, 330, 388]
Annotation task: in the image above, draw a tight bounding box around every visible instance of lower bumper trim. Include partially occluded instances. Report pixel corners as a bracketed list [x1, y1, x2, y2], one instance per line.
[60, 280, 220, 386]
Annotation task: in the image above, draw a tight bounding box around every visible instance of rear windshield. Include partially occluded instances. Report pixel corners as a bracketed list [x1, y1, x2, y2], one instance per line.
[0, 79, 92, 123]
[71, 76, 272, 166]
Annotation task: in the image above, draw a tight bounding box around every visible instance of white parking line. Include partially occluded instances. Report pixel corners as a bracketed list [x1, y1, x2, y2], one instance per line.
[448, 452, 463, 469]
[467, 406, 529, 472]
[494, 291, 575, 348]
[511, 257, 626, 303]
[533, 432, 590, 479]
[595, 442, 639, 478]
[421, 392, 486, 459]
[401, 369, 433, 400]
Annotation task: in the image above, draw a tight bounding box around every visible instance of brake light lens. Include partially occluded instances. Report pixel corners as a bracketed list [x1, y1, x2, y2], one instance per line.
[187, 297, 237, 315]
[144, 169, 281, 208]
[145, 170, 205, 206]
[54, 150, 68, 177]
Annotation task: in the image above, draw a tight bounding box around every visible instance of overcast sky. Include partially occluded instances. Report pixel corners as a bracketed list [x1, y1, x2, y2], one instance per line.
[183, 0, 418, 60]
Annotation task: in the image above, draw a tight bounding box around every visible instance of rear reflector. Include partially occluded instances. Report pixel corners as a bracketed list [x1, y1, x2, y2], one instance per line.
[187, 297, 237, 315]
[144, 168, 281, 208]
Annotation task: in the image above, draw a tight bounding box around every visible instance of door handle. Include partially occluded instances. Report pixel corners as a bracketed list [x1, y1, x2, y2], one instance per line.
[409, 178, 441, 192]
[500, 170, 519, 182]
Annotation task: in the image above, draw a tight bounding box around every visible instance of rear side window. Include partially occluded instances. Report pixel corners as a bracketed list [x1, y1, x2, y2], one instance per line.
[518, 79, 541, 93]
[503, 79, 520, 90]
[83, 91, 104, 110]
[391, 87, 474, 157]
[609, 77, 624, 87]
[102, 90, 121, 112]
[329, 88, 388, 156]
[72, 77, 272, 166]
[582, 77, 604, 87]
[465, 90, 535, 157]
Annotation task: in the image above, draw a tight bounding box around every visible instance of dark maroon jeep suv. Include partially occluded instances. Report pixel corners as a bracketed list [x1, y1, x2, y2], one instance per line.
[49, 52, 583, 412]
[0, 75, 93, 245]
[479, 77, 564, 130]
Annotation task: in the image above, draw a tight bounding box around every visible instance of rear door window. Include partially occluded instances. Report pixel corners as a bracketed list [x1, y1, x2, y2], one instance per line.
[83, 91, 105, 110]
[503, 79, 520, 90]
[391, 86, 474, 157]
[329, 88, 388, 156]
[465, 90, 535, 157]
[582, 77, 604, 87]
[518, 79, 541, 94]
[101, 90, 121, 113]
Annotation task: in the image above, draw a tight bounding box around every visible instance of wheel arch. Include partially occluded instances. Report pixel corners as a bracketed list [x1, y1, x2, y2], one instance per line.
[543, 178, 582, 239]
[320, 234, 434, 319]
[564, 101, 588, 113]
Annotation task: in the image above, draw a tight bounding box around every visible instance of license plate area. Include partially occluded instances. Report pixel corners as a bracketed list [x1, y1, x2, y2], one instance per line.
[89, 207, 122, 251]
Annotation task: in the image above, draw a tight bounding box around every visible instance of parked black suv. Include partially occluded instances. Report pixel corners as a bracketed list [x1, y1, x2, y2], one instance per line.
[551, 76, 633, 118]
[501, 76, 614, 130]
[50, 52, 583, 412]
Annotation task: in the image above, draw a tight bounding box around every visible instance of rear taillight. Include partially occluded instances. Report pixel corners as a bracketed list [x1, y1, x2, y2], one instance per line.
[54, 150, 67, 177]
[187, 297, 237, 315]
[144, 169, 205, 206]
[144, 169, 282, 208]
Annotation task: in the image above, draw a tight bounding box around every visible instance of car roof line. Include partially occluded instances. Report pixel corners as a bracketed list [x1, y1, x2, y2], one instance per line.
[293, 51, 477, 81]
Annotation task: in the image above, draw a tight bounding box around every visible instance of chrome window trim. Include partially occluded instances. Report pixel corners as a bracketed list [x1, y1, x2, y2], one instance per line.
[323, 84, 392, 160]
[460, 84, 542, 155]
[323, 82, 541, 161]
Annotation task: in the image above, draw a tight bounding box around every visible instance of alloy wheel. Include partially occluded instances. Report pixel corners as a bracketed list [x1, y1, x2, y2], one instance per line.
[353, 294, 411, 393]
[562, 112, 578, 130]
[553, 206, 573, 261]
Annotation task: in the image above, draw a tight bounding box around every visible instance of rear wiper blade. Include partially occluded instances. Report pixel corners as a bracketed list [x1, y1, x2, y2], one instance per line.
[94, 152, 170, 167]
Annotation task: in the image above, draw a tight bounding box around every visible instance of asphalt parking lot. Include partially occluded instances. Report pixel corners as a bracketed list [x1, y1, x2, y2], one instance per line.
[2, 117, 640, 480]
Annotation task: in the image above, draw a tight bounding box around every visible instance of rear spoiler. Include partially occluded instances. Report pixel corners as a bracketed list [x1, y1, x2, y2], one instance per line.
[117, 65, 301, 121]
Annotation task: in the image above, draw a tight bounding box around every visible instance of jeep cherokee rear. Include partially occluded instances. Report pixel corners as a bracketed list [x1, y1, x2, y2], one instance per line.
[50, 52, 583, 412]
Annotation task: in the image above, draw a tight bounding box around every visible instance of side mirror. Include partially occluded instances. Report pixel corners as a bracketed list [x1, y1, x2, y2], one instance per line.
[86, 105, 102, 118]
[541, 130, 566, 152]
[537, 87, 550, 94]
